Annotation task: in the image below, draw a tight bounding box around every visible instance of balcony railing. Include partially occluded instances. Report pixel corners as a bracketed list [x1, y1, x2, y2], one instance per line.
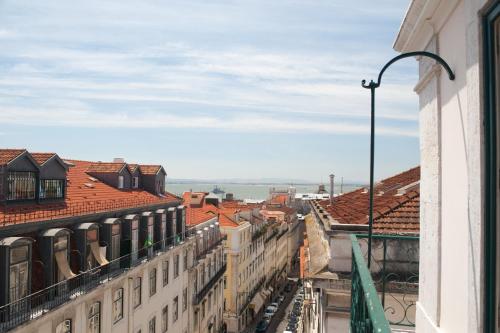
[350, 234, 391, 333]
[193, 263, 227, 305]
[238, 276, 266, 315]
[349, 233, 419, 332]
[0, 233, 187, 333]
[196, 235, 227, 259]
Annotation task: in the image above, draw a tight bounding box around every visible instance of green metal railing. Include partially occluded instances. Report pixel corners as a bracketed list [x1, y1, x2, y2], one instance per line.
[350, 234, 391, 333]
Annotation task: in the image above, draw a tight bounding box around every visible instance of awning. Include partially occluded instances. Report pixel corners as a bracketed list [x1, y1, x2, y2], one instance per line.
[249, 292, 265, 313]
[268, 286, 274, 293]
[261, 289, 270, 297]
[90, 242, 109, 266]
[55, 251, 76, 279]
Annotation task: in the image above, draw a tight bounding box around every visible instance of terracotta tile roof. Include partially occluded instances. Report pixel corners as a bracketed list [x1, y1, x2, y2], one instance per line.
[271, 194, 288, 205]
[127, 164, 139, 173]
[0, 149, 26, 165]
[139, 165, 162, 175]
[87, 162, 126, 173]
[31, 153, 57, 165]
[0, 160, 179, 226]
[316, 166, 420, 235]
[182, 192, 246, 227]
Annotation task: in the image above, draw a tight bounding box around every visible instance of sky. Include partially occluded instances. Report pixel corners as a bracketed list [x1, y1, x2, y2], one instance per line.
[0, 0, 419, 183]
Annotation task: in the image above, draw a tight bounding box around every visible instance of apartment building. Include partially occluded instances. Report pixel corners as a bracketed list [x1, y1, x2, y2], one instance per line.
[304, 167, 420, 332]
[183, 192, 226, 333]
[0, 149, 193, 333]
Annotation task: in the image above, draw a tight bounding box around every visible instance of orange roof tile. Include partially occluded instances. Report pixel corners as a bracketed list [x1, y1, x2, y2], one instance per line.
[0, 160, 179, 226]
[87, 162, 126, 173]
[0, 149, 26, 165]
[31, 152, 57, 165]
[316, 166, 420, 235]
[127, 164, 139, 173]
[139, 165, 162, 175]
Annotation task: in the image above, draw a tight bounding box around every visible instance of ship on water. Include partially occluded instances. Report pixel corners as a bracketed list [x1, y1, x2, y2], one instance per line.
[212, 186, 225, 194]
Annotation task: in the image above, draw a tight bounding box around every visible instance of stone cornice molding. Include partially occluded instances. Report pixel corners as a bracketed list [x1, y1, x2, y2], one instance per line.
[414, 63, 442, 94]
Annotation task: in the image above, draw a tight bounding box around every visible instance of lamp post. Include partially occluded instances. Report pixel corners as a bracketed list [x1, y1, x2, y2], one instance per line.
[362, 51, 455, 268]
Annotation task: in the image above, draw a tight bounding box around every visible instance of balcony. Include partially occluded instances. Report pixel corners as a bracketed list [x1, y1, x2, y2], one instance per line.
[0, 235, 186, 332]
[196, 234, 227, 259]
[193, 263, 227, 305]
[349, 234, 419, 332]
[238, 276, 266, 315]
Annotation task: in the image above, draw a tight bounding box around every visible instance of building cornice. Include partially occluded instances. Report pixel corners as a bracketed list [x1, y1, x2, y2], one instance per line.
[394, 0, 460, 52]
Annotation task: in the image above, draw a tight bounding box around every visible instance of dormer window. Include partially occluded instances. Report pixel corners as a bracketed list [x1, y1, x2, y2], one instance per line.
[40, 179, 65, 199]
[7, 171, 36, 201]
[118, 176, 124, 189]
[133, 177, 139, 189]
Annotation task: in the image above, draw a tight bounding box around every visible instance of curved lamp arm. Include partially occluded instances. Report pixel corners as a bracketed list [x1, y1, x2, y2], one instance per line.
[361, 51, 455, 269]
[361, 51, 455, 89]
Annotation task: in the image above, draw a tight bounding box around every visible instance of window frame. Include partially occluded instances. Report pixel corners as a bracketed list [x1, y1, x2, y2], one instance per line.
[162, 305, 168, 332]
[162, 260, 169, 286]
[88, 302, 101, 333]
[149, 268, 157, 297]
[133, 277, 142, 308]
[112, 288, 124, 323]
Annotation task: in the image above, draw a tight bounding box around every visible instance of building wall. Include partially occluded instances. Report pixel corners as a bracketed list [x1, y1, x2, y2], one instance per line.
[11, 239, 194, 333]
[395, 0, 490, 332]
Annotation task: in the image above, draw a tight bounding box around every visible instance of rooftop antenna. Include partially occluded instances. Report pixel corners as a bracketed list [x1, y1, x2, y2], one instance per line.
[329, 174, 335, 205]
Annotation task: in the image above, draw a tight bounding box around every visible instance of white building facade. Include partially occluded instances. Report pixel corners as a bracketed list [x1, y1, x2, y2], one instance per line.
[394, 0, 498, 332]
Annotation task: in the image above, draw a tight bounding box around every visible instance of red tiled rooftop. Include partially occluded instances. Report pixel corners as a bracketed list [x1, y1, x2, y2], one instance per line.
[127, 164, 139, 173]
[87, 162, 126, 173]
[31, 152, 57, 165]
[0, 149, 26, 165]
[0, 160, 179, 226]
[316, 166, 420, 235]
[139, 165, 162, 175]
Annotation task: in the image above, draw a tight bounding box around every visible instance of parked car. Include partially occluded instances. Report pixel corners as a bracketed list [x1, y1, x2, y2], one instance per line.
[277, 295, 285, 304]
[263, 312, 273, 320]
[256, 319, 270, 333]
[270, 302, 279, 309]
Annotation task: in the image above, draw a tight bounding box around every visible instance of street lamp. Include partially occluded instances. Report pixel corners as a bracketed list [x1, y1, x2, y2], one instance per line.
[362, 51, 455, 268]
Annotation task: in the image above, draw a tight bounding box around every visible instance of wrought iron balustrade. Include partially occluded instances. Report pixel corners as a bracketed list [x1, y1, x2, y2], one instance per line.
[193, 263, 227, 305]
[196, 234, 227, 259]
[350, 234, 391, 333]
[0, 233, 188, 332]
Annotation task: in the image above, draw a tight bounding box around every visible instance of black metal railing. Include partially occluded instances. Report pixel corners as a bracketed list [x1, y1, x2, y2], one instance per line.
[264, 228, 279, 243]
[238, 277, 266, 315]
[0, 232, 189, 333]
[196, 235, 227, 259]
[193, 263, 227, 305]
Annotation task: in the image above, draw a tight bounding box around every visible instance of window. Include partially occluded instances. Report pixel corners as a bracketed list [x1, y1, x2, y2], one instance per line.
[133, 277, 142, 308]
[118, 176, 124, 189]
[174, 254, 179, 278]
[7, 171, 36, 200]
[112, 288, 124, 323]
[39, 179, 65, 199]
[173, 296, 179, 322]
[162, 305, 168, 332]
[111, 225, 121, 260]
[9, 245, 29, 302]
[133, 176, 139, 188]
[208, 293, 212, 312]
[149, 269, 157, 296]
[162, 260, 169, 286]
[88, 302, 100, 333]
[202, 300, 206, 319]
[182, 288, 187, 312]
[148, 317, 156, 333]
[183, 250, 188, 271]
[55, 319, 71, 333]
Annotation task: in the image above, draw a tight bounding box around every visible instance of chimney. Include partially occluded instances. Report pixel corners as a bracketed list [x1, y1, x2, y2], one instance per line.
[329, 174, 335, 205]
[113, 158, 125, 163]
